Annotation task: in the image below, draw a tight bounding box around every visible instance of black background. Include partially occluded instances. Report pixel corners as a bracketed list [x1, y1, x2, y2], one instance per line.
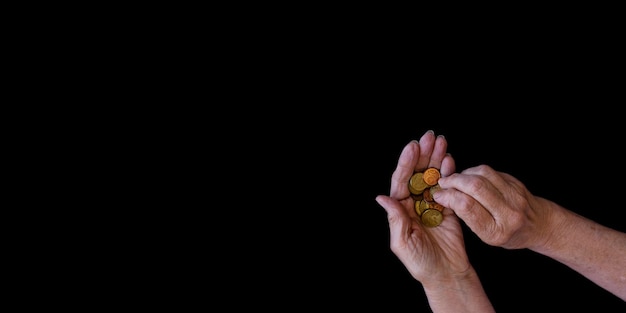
[123, 104, 626, 311]
[197, 18, 626, 311]
[263, 111, 626, 312]
[29, 5, 626, 312]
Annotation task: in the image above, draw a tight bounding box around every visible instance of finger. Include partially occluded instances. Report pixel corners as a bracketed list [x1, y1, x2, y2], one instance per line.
[432, 183, 496, 237]
[436, 167, 512, 220]
[427, 134, 448, 170]
[415, 130, 436, 172]
[375, 195, 418, 249]
[441, 165, 513, 219]
[457, 165, 508, 188]
[390, 141, 419, 199]
[440, 153, 455, 177]
[436, 170, 506, 210]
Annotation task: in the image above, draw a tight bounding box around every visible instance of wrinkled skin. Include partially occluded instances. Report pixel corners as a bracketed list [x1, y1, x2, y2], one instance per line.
[376, 131, 471, 284]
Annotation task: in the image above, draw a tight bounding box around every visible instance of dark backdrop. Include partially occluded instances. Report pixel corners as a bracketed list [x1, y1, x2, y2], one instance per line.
[200, 21, 626, 312]
[253, 109, 626, 312]
[76, 6, 626, 312]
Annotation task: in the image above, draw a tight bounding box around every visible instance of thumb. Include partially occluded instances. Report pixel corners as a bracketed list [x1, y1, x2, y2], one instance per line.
[433, 188, 493, 236]
[375, 195, 414, 244]
[375, 195, 401, 216]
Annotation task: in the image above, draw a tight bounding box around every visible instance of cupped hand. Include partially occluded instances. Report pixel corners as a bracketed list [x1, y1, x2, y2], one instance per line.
[376, 130, 471, 284]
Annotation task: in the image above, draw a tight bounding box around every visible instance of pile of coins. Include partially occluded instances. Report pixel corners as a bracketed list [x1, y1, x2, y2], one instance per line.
[409, 167, 445, 227]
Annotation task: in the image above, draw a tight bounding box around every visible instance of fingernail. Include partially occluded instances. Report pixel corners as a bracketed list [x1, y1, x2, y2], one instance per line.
[433, 191, 441, 200]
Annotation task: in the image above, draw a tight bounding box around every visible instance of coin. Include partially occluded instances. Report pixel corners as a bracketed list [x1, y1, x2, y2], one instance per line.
[415, 199, 431, 216]
[408, 172, 429, 195]
[408, 169, 445, 226]
[431, 202, 445, 212]
[422, 167, 441, 186]
[429, 184, 441, 197]
[421, 209, 443, 227]
[423, 188, 433, 201]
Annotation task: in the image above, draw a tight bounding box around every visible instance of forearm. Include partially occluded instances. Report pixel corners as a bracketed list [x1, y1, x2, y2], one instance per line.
[532, 199, 626, 300]
[421, 267, 495, 313]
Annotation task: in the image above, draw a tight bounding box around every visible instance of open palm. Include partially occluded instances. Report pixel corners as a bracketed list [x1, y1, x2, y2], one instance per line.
[376, 131, 471, 284]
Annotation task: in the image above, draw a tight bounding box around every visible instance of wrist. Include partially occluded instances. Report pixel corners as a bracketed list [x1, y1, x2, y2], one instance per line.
[421, 266, 495, 313]
[528, 198, 571, 253]
[420, 265, 480, 293]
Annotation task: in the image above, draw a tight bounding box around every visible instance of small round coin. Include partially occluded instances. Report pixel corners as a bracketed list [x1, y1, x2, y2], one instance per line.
[423, 188, 433, 201]
[423, 167, 441, 186]
[409, 172, 429, 195]
[431, 202, 445, 212]
[421, 208, 443, 227]
[415, 199, 431, 216]
[429, 184, 441, 197]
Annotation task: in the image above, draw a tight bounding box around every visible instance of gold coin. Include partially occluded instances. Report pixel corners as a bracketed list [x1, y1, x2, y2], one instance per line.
[429, 184, 441, 197]
[415, 199, 431, 216]
[423, 188, 433, 201]
[423, 167, 441, 186]
[408, 172, 429, 195]
[431, 202, 445, 212]
[421, 209, 443, 227]
[408, 183, 424, 195]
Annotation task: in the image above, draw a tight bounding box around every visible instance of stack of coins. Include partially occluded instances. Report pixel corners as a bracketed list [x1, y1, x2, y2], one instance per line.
[408, 167, 445, 227]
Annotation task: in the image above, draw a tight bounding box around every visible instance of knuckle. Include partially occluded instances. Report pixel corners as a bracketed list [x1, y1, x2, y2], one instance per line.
[475, 164, 493, 175]
[466, 177, 487, 195]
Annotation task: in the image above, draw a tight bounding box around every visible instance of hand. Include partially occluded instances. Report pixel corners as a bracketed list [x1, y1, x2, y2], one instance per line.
[376, 130, 469, 284]
[433, 164, 549, 250]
